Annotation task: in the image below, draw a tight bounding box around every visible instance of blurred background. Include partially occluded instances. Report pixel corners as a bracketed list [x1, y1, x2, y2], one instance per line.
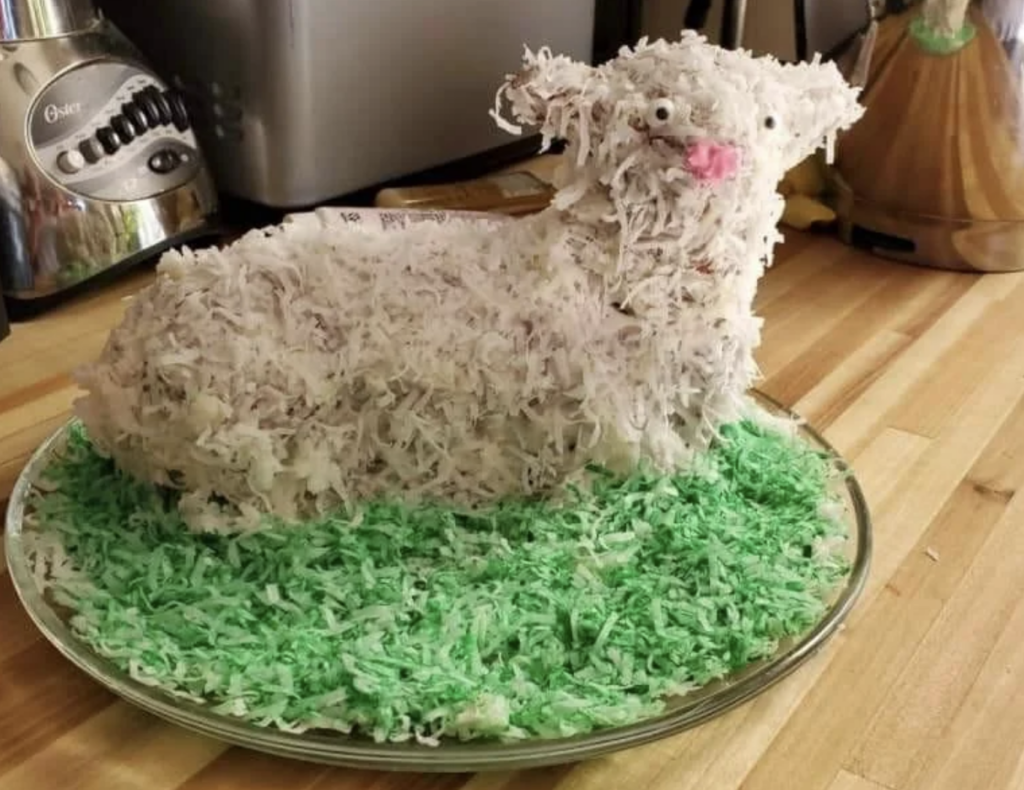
[644, 0, 799, 59]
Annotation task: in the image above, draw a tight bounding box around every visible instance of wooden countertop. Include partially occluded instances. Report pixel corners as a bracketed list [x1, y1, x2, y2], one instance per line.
[3, 217, 1024, 790]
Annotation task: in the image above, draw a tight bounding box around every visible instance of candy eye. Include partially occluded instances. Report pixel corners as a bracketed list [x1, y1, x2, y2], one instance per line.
[764, 115, 777, 130]
[649, 98, 675, 126]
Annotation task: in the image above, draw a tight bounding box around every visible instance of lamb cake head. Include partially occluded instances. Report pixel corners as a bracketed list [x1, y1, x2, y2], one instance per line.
[494, 32, 864, 244]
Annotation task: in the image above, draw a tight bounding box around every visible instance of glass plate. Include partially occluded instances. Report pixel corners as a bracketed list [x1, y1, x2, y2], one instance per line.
[4, 391, 871, 772]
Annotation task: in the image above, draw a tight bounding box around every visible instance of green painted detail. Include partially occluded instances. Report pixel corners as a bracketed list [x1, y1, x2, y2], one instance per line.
[910, 15, 976, 55]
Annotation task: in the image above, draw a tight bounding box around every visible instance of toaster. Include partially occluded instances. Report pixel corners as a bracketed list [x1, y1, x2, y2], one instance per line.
[0, 0, 219, 313]
[97, 0, 598, 208]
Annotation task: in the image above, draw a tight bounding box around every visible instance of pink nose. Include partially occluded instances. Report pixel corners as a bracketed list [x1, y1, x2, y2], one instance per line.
[683, 139, 740, 184]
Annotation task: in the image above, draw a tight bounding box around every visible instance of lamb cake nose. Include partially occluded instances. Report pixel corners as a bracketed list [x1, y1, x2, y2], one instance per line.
[683, 140, 739, 184]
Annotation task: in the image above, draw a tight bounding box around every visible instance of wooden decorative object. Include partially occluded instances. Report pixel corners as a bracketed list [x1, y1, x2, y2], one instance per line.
[834, 0, 1024, 272]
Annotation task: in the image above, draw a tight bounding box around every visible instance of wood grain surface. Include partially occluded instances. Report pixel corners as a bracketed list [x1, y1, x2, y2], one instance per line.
[833, 5, 1024, 272]
[837, 5, 1024, 222]
[3, 225, 1024, 789]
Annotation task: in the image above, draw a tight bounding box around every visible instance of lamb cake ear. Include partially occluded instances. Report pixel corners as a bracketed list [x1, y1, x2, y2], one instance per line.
[491, 46, 598, 145]
[770, 57, 866, 167]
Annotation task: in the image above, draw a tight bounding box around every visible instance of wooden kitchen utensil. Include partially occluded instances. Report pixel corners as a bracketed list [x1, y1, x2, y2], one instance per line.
[834, 0, 1024, 272]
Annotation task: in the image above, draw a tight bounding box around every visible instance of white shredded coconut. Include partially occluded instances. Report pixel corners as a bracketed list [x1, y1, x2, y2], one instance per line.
[73, 32, 863, 532]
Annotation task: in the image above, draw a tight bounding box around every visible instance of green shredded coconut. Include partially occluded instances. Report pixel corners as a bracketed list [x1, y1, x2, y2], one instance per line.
[25, 419, 850, 744]
[910, 15, 976, 55]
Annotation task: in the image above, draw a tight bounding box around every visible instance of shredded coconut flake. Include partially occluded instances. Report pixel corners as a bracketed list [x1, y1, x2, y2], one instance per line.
[24, 418, 852, 743]
[73, 32, 863, 531]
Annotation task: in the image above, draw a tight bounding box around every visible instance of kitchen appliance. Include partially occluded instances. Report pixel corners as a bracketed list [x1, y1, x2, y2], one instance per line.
[97, 0, 598, 208]
[0, 0, 219, 313]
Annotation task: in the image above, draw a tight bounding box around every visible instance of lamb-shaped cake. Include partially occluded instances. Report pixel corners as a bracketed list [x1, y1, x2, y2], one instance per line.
[74, 33, 864, 531]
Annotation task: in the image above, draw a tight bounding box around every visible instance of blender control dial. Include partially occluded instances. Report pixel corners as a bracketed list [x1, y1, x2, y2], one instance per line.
[30, 62, 203, 201]
[56, 149, 85, 174]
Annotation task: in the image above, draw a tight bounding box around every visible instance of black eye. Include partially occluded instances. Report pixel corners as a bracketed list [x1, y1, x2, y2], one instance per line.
[648, 98, 675, 126]
[764, 115, 777, 129]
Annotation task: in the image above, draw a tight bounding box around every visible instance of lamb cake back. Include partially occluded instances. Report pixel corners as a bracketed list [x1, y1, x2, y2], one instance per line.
[74, 32, 863, 532]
